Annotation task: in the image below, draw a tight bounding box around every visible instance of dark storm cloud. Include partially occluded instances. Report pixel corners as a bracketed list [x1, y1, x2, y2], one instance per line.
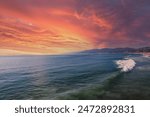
[75, 0, 150, 47]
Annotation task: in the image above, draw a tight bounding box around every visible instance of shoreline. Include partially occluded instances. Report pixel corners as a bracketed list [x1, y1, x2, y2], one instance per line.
[140, 52, 150, 58]
[131, 52, 150, 58]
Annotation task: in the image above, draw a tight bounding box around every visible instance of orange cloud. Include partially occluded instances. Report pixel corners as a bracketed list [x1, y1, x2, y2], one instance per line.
[0, 0, 149, 55]
[0, 16, 92, 55]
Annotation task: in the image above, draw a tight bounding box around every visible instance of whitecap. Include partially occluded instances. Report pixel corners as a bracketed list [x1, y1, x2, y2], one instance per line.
[115, 59, 136, 72]
[143, 54, 150, 58]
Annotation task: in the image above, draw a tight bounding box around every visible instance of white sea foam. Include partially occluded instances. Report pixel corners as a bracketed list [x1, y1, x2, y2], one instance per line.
[143, 54, 150, 58]
[116, 59, 136, 72]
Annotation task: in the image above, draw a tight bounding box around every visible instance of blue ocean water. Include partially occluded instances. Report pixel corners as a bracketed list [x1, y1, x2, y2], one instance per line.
[0, 53, 150, 99]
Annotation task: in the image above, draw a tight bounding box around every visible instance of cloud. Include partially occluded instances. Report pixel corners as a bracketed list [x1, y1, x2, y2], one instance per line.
[0, 16, 91, 54]
[75, 0, 150, 47]
[0, 0, 149, 54]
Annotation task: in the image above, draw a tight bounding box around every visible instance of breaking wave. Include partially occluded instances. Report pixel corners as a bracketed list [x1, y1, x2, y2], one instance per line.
[143, 53, 150, 58]
[115, 58, 136, 72]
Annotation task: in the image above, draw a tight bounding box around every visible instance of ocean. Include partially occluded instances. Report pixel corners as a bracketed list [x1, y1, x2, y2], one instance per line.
[0, 53, 150, 100]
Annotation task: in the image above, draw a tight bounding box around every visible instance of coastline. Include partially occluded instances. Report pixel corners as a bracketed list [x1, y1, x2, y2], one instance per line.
[131, 52, 150, 58]
[143, 52, 150, 57]
[140, 52, 150, 58]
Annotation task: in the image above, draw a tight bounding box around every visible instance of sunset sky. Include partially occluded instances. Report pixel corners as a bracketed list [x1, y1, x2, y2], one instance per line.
[0, 0, 150, 55]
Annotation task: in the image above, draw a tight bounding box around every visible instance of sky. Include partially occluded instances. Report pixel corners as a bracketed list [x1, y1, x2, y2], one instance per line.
[0, 0, 150, 55]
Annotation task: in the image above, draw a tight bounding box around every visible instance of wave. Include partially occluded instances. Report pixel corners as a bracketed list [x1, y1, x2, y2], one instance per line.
[58, 71, 122, 100]
[143, 53, 150, 58]
[115, 58, 136, 72]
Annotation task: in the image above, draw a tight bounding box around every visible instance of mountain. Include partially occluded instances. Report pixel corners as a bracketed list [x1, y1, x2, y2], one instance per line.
[136, 47, 150, 52]
[81, 47, 150, 53]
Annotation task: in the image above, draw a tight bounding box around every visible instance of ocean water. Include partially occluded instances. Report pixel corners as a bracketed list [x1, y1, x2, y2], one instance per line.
[0, 53, 150, 100]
